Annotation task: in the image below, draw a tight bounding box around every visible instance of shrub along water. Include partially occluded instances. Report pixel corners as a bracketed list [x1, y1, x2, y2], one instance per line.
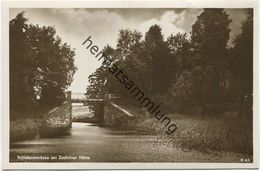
[10, 118, 41, 142]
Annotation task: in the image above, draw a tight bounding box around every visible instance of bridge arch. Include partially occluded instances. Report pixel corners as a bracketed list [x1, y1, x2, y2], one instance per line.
[69, 92, 106, 123]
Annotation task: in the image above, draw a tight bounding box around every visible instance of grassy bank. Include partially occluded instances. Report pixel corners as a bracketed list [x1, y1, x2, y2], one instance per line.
[10, 118, 42, 142]
[137, 115, 252, 154]
[106, 104, 253, 155]
[10, 109, 45, 142]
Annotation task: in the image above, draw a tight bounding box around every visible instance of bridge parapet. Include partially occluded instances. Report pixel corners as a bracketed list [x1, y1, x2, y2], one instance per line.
[44, 101, 72, 129]
[42, 92, 134, 129]
[104, 101, 134, 125]
[41, 91, 72, 133]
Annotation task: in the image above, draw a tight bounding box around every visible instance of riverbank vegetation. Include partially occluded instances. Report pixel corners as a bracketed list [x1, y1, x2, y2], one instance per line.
[9, 12, 76, 141]
[88, 9, 253, 155]
[10, 118, 41, 142]
[135, 113, 252, 155]
[106, 104, 252, 155]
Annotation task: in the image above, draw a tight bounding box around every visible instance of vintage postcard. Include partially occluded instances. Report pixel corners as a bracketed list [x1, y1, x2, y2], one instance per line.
[1, 0, 259, 169]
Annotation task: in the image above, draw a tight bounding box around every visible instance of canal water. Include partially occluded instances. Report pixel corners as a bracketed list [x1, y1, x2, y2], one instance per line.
[10, 122, 162, 162]
[10, 106, 245, 162]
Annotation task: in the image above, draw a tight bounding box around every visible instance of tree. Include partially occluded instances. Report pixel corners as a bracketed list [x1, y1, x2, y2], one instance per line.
[10, 12, 34, 110]
[26, 24, 77, 106]
[144, 25, 172, 94]
[169, 65, 216, 107]
[86, 30, 151, 100]
[166, 33, 192, 82]
[86, 46, 115, 98]
[189, 9, 232, 102]
[231, 10, 253, 98]
[87, 68, 108, 98]
[10, 12, 77, 110]
[118, 30, 152, 94]
[169, 70, 194, 104]
[117, 29, 142, 60]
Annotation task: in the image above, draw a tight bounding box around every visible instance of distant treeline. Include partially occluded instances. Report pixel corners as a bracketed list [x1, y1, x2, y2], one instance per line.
[10, 12, 77, 114]
[86, 9, 253, 115]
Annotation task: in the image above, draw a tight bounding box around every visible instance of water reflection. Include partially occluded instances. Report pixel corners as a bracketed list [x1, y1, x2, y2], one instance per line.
[38, 121, 152, 142]
[72, 104, 94, 121]
[40, 127, 72, 138]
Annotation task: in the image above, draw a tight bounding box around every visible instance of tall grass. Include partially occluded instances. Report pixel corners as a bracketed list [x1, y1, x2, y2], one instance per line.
[10, 119, 41, 142]
[170, 116, 253, 154]
[10, 108, 46, 142]
[109, 104, 253, 155]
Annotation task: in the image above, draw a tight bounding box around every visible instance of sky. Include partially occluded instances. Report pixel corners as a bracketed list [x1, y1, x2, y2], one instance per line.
[9, 8, 249, 93]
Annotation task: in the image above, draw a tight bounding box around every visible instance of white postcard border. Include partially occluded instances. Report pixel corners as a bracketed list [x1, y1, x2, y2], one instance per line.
[2, 0, 259, 169]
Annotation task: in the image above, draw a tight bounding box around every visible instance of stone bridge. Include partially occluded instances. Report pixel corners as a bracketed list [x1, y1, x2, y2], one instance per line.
[43, 91, 134, 131]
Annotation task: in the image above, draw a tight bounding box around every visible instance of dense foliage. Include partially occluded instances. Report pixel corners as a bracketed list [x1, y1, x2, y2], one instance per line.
[86, 9, 253, 116]
[10, 12, 77, 111]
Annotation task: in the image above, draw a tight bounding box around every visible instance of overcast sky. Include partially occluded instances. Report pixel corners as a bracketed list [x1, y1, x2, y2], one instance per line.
[10, 8, 249, 93]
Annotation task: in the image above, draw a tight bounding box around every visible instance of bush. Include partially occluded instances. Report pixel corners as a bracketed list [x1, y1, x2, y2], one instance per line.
[10, 119, 42, 142]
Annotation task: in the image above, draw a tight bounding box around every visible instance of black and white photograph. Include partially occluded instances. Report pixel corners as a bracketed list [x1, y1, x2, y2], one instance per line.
[1, 0, 259, 169]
